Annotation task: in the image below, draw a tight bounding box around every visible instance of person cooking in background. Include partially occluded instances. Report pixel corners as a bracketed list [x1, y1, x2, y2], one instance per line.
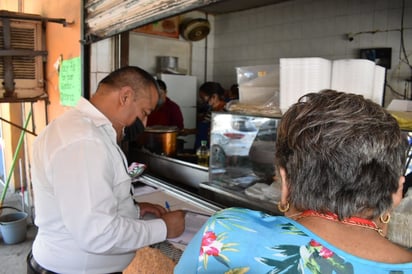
[223, 83, 239, 102]
[175, 90, 412, 273]
[29, 66, 185, 274]
[147, 79, 184, 130]
[228, 83, 239, 101]
[194, 81, 226, 151]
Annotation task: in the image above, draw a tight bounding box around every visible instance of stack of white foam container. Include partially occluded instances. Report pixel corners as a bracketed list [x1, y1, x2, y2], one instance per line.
[279, 57, 385, 113]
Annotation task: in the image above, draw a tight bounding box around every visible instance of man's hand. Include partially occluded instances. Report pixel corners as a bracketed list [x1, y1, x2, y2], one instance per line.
[161, 210, 186, 238]
[138, 202, 186, 238]
[138, 202, 167, 218]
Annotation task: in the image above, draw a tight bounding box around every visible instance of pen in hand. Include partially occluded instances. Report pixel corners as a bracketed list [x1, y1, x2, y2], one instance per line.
[165, 201, 171, 212]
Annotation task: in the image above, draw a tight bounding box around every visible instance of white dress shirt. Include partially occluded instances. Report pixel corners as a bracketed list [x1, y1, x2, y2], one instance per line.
[31, 98, 167, 273]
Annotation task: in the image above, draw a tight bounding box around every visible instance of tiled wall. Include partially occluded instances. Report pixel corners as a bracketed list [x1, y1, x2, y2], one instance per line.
[182, 12, 215, 87]
[91, 0, 411, 106]
[206, 0, 412, 106]
[90, 38, 114, 96]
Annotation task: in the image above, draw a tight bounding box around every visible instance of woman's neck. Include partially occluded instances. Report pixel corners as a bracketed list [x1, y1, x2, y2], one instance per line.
[293, 210, 384, 237]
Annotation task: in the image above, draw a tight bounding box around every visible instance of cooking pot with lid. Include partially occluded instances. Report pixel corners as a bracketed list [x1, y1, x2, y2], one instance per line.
[142, 126, 179, 156]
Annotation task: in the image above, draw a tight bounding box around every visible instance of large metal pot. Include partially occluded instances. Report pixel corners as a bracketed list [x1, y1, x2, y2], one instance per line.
[157, 56, 178, 73]
[142, 126, 179, 156]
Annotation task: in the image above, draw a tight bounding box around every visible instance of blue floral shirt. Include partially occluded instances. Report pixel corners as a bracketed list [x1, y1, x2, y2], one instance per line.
[175, 207, 412, 274]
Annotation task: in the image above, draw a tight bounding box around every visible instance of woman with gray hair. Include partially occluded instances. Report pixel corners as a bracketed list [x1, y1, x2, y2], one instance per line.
[175, 89, 412, 273]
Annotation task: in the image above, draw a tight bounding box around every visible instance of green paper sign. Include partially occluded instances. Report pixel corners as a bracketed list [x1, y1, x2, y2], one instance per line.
[59, 57, 81, 106]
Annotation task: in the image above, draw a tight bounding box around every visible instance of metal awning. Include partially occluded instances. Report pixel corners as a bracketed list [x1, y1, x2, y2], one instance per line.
[84, 0, 223, 44]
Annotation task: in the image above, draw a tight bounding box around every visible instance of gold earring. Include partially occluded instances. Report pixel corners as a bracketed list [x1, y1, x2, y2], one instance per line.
[379, 212, 391, 224]
[277, 202, 290, 213]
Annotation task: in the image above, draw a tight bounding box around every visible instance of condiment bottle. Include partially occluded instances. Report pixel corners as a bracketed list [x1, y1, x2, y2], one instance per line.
[196, 140, 209, 167]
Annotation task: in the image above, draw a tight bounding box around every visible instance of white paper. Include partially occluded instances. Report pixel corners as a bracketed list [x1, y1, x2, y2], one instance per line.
[387, 99, 412, 111]
[167, 210, 210, 246]
[132, 183, 161, 197]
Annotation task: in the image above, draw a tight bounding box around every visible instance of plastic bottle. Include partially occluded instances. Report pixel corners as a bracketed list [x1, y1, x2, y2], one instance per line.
[196, 140, 210, 167]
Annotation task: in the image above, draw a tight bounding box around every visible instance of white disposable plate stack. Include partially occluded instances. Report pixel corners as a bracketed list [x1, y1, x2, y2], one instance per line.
[279, 57, 386, 113]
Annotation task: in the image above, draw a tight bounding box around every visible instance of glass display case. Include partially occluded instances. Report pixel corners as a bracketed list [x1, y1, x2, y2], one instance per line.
[200, 112, 282, 214]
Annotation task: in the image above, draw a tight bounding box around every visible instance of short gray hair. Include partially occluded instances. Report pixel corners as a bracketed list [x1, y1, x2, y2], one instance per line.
[275, 89, 408, 219]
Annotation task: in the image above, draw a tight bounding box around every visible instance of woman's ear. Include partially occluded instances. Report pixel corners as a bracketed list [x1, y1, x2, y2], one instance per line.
[392, 176, 405, 208]
[279, 167, 289, 205]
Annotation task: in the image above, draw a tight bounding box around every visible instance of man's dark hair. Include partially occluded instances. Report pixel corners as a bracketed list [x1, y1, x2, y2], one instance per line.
[99, 66, 158, 100]
[156, 79, 167, 92]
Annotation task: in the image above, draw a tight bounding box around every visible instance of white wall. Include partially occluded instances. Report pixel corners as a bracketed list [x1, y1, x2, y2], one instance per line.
[128, 33, 192, 75]
[103, 11, 212, 92]
[211, 0, 412, 106]
[90, 38, 115, 95]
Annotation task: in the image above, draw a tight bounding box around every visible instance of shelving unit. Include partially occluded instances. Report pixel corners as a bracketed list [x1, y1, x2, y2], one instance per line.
[0, 10, 70, 208]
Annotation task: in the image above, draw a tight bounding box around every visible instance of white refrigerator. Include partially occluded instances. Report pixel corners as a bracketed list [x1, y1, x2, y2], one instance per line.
[158, 73, 197, 150]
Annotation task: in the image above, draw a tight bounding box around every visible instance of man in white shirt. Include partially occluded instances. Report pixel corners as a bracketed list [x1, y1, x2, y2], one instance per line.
[29, 66, 185, 274]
